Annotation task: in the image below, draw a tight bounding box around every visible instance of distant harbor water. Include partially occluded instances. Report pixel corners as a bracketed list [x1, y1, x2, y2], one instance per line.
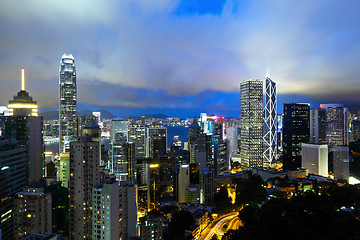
[45, 125, 189, 155]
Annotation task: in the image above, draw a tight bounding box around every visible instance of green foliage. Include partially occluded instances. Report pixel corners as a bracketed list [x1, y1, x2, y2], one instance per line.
[213, 186, 233, 214]
[165, 210, 195, 240]
[160, 204, 179, 215]
[223, 189, 360, 240]
[233, 174, 267, 206]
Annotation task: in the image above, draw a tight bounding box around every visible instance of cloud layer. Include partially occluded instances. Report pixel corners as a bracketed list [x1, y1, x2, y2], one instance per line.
[0, 0, 359, 116]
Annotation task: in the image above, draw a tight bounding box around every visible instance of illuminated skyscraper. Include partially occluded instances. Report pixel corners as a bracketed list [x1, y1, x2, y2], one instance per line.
[240, 79, 263, 169]
[320, 104, 349, 147]
[6, 69, 43, 184]
[59, 54, 77, 153]
[263, 76, 277, 168]
[8, 69, 38, 117]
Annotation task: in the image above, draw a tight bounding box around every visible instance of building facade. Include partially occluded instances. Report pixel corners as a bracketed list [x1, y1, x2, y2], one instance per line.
[283, 103, 310, 171]
[240, 79, 263, 169]
[69, 137, 100, 240]
[13, 188, 52, 239]
[59, 54, 77, 153]
[263, 76, 277, 168]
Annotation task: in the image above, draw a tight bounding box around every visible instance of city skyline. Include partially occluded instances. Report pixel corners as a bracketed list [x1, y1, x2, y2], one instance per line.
[1, 0, 360, 118]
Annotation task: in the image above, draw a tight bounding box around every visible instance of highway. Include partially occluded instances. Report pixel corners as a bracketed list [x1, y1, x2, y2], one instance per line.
[198, 212, 240, 240]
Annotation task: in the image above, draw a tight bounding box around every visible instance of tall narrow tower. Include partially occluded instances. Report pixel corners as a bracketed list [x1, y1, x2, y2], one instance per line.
[240, 79, 263, 169]
[59, 54, 77, 153]
[263, 76, 277, 168]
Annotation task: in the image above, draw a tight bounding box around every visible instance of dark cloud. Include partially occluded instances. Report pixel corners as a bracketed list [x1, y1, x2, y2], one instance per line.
[0, 0, 359, 116]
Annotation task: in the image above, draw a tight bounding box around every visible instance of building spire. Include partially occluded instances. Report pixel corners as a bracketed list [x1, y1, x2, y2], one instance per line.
[266, 61, 271, 78]
[21, 68, 25, 91]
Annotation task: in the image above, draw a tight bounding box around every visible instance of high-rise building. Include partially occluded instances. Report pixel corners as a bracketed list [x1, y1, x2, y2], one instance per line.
[5, 69, 43, 184]
[301, 143, 328, 176]
[59, 54, 77, 153]
[333, 145, 349, 181]
[109, 138, 132, 182]
[320, 104, 349, 147]
[240, 79, 263, 169]
[146, 127, 167, 160]
[128, 126, 146, 160]
[92, 182, 119, 240]
[110, 118, 129, 143]
[0, 138, 27, 240]
[119, 181, 138, 240]
[59, 152, 70, 188]
[351, 120, 360, 142]
[283, 103, 310, 171]
[69, 136, 100, 240]
[8, 69, 38, 117]
[310, 108, 327, 144]
[13, 188, 52, 239]
[263, 76, 277, 168]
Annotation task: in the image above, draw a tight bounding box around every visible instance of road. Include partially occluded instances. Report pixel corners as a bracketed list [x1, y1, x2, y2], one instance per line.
[198, 212, 240, 240]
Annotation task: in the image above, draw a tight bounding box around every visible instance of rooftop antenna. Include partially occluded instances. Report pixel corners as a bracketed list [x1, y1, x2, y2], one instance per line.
[21, 68, 25, 91]
[266, 61, 271, 78]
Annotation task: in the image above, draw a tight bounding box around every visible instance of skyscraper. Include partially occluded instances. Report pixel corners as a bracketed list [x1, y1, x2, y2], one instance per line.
[320, 104, 349, 147]
[5, 69, 43, 184]
[283, 103, 310, 171]
[240, 79, 263, 169]
[146, 127, 167, 160]
[59, 53, 77, 153]
[263, 76, 277, 168]
[69, 136, 100, 240]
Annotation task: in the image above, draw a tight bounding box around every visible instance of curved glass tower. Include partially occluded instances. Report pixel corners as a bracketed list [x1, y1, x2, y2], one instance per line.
[59, 53, 77, 153]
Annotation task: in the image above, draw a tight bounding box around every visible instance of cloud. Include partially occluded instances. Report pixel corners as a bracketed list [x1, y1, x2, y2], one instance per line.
[0, 0, 359, 115]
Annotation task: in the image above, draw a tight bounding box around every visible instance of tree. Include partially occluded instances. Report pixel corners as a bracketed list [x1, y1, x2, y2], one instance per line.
[233, 174, 267, 206]
[214, 186, 233, 214]
[166, 210, 195, 240]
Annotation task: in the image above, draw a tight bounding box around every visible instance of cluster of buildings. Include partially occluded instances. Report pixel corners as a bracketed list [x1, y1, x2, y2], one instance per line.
[0, 54, 358, 240]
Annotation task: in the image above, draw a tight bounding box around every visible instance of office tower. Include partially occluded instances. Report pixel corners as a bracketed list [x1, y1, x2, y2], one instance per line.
[240, 79, 263, 169]
[186, 163, 201, 204]
[59, 152, 70, 188]
[176, 164, 190, 203]
[333, 146, 349, 181]
[263, 76, 277, 168]
[109, 138, 131, 181]
[159, 154, 175, 202]
[110, 118, 129, 143]
[92, 182, 119, 240]
[200, 170, 214, 206]
[13, 188, 52, 239]
[148, 163, 160, 209]
[0, 138, 27, 240]
[59, 53, 77, 153]
[310, 108, 327, 144]
[283, 103, 310, 170]
[5, 69, 43, 184]
[128, 126, 146, 159]
[8, 69, 38, 117]
[146, 127, 167, 160]
[320, 104, 349, 147]
[225, 127, 238, 154]
[119, 181, 138, 240]
[69, 137, 100, 240]
[351, 120, 360, 142]
[301, 143, 328, 176]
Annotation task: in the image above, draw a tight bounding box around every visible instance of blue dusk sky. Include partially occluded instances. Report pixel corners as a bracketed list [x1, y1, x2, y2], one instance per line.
[0, 0, 359, 117]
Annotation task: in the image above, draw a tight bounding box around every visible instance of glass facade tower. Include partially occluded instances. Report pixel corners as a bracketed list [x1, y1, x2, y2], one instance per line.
[240, 79, 263, 169]
[59, 54, 77, 153]
[263, 76, 277, 168]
